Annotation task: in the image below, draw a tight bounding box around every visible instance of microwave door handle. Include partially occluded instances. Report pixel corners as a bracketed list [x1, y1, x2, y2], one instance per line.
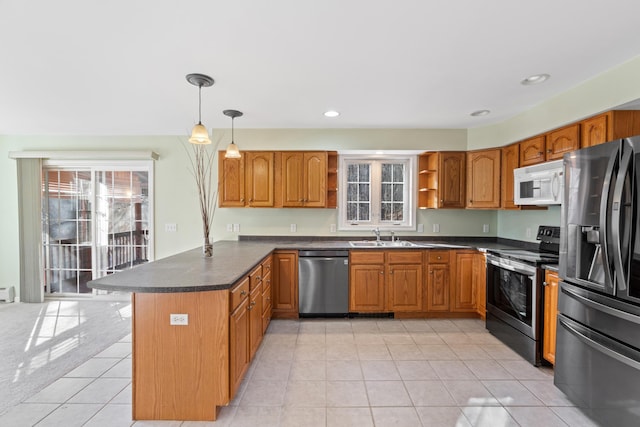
[600, 148, 620, 291]
[611, 146, 633, 292]
[552, 172, 561, 201]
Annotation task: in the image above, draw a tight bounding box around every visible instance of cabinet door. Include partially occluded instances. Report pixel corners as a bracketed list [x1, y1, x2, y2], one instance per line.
[218, 153, 245, 207]
[249, 283, 263, 359]
[581, 113, 610, 148]
[349, 264, 385, 312]
[387, 263, 423, 312]
[475, 252, 487, 319]
[272, 251, 298, 317]
[466, 149, 501, 209]
[246, 152, 274, 207]
[281, 152, 304, 207]
[303, 152, 327, 207]
[439, 152, 466, 208]
[520, 135, 546, 166]
[547, 124, 579, 161]
[543, 270, 559, 364]
[452, 252, 476, 312]
[426, 263, 450, 311]
[501, 143, 519, 209]
[229, 298, 249, 397]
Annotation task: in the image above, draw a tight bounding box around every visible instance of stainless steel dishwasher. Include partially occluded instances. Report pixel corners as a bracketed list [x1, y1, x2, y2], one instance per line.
[298, 250, 349, 316]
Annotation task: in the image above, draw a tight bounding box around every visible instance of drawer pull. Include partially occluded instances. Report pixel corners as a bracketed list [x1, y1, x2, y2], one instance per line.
[240, 290, 247, 296]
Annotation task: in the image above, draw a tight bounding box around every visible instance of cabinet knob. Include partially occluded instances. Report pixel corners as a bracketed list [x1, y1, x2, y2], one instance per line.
[241, 198, 245, 202]
[267, 297, 271, 301]
[380, 271, 384, 275]
[437, 256, 441, 260]
[257, 275, 262, 281]
[547, 149, 552, 153]
[429, 270, 433, 274]
[390, 270, 393, 274]
[538, 151, 544, 156]
[542, 281, 548, 286]
[299, 199, 304, 202]
[249, 198, 253, 202]
[240, 290, 247, 296]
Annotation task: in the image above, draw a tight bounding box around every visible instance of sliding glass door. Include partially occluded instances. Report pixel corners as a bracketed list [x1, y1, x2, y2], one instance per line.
[42, 163, 153, 295]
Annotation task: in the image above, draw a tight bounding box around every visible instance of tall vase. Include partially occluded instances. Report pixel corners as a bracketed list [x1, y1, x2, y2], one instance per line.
[203, 236, 213, 257]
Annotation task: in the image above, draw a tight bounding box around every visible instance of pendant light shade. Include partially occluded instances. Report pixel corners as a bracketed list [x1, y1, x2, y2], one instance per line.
[186, 73, 214, 145]
[223, 109, 243, 159]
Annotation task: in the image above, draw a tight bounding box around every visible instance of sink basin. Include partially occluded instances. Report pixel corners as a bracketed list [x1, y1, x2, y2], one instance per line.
[349, 240, 421, 248]
[349, 240, 384, 247]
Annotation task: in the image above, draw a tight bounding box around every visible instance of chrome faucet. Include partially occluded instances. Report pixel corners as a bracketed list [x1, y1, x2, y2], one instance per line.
[372, 227, 381, 243]
[390, 231, 395, 242]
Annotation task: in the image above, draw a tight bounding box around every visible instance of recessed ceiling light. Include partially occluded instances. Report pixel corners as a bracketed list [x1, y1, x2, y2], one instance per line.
[470, 110, 491, 117]
[324, 110, 340, 117]
[521, 73, 550, 86]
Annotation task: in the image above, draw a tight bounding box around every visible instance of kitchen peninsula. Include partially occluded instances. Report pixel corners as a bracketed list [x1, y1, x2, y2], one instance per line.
[89, 238, 515, 421]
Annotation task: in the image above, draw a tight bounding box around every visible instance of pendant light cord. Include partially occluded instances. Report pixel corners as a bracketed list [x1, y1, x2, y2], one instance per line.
[198, 85, 203, 125]
[231, 116, 235, 143]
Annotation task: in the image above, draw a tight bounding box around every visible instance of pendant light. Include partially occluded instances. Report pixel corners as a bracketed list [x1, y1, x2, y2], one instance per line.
[224, 109, 243, 158]
[186, 73, 214, 144]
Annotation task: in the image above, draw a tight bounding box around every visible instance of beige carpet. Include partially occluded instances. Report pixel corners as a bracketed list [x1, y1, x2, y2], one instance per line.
[0, 296, 132, 415]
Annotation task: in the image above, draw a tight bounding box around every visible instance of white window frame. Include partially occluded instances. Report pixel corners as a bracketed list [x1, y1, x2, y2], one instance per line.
[339, 154, 416, 231]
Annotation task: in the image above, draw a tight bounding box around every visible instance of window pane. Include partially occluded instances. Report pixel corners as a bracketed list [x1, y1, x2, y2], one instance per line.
[358, 203, 370, 221]
[382, 183, 391, 201]
[381, 203, 390, 221]
[359, 183, 370, 202]
[347, 202, 357, 221]
[393, 184, 403, 201]
[348, 164, 358, 182]
[393, 203, 404, 220]
[393, 164, 404, 182]
[359, 164, 370, 181]
[347, 183, 358, 201]
[382, 164, 391, 182]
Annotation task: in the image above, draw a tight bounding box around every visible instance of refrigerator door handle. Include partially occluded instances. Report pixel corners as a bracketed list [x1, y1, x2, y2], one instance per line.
[611, 146, 632, 292]
[558, 315, 640, 370]
[600, 149, 620, 290]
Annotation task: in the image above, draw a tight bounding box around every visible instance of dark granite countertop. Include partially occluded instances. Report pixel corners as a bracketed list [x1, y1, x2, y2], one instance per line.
[89, 237, 529, 294]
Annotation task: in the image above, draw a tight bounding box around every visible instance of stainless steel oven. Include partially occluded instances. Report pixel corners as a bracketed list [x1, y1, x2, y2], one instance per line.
[486, 253, 543, 365]
[485, 225, 560, 366]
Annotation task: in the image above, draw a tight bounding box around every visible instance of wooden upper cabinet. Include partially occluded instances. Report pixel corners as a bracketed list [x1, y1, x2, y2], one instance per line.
[281, 152, 327, 208]
[581, 110, 640, 148]
[466, 149, 501, 209]
[439, 152, 466, 208]
[417, 151, 465, 209]
[501, 143, 519, 209]
[546, 124, 579, 161]
[520, 135, 546, 166]
[218, 153, 246, 207]
[245, 152, 274, 207]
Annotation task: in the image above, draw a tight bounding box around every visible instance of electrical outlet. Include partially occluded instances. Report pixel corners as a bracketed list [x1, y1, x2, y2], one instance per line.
[165, 223, 177, 232]
[330, 224, 337, 233]
[233, 224, 240, 233]
[483, 224, 490, 233]
[226, 224, 233, 232]
[170, 313, 188, 326]
[290, 224, 297, 232]
[526, 227, 532, 238]
[417, 224, 424, 233]
[432, 224, 440, 233]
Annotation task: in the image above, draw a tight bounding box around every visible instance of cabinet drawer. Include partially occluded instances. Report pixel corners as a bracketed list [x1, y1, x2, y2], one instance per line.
[262, 282, 272, 313]
[231, 276, 250, 311]
[387, 251, 423, 264]
[249, 264, 263, 291]
[261, 256, 272, 276]
[350, 251, 385, 264]
[427, 250, 450, 263]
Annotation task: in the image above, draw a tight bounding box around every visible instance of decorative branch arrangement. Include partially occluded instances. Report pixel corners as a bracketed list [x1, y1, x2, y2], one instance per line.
[183, 139, 220, 257]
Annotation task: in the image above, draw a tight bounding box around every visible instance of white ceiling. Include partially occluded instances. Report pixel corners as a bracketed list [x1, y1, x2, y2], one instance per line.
[2, 0, 640, 135]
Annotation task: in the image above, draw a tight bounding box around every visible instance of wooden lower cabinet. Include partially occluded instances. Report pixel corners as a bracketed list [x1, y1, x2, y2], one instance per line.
[248, 283, 263, 359]
[272, 251, 298, 318]
[350, 263, 386, 312]
[387, 251, 423, 312]
[452, 251, 477, 312]
[543, 270, 560, 364]
[426, 262, 450, 312]
[229, 295, 249, 398]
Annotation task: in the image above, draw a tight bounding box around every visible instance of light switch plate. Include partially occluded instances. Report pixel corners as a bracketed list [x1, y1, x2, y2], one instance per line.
[417, 224, 424, 233]
[432, 224, 440, 233]
[165, 223, 177, 232]
[226, 224, 233, 232]
[290, 224, 297, 232]
[233, 224, 240, 232]
[483, 224, 490, 233]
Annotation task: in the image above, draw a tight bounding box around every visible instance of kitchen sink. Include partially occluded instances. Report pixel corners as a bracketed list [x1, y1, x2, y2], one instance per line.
[349, 240, 421, 248]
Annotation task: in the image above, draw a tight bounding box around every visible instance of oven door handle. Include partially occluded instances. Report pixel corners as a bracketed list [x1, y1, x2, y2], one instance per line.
[486, 255, 536, 277]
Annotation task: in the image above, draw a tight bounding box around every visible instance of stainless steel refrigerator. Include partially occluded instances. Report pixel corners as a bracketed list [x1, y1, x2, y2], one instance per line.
[557, 136, 640, 426]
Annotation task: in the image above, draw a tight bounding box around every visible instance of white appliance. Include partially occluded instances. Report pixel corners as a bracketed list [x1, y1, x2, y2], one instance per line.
[514, 159, 564, 205]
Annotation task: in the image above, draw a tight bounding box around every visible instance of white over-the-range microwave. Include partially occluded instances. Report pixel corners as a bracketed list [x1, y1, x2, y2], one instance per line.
[513, 159, 564, 205]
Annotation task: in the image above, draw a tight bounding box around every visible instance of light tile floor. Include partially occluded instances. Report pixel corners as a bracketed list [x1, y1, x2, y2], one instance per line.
[0, 318, 600, 426]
